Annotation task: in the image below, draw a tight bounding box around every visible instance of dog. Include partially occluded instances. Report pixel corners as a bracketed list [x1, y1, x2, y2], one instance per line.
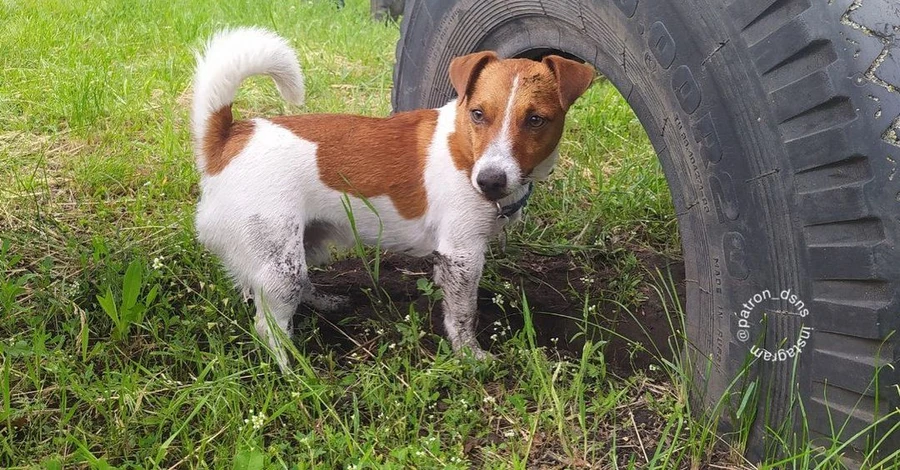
[190, 28, 594, 369]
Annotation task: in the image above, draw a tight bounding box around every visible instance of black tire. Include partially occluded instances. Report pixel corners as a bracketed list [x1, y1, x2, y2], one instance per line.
[393, 0, 899, 465]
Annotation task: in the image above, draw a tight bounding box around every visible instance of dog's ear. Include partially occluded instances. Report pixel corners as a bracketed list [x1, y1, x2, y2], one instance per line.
[542, 55, 596, 111]
[448, 51, 499, 102]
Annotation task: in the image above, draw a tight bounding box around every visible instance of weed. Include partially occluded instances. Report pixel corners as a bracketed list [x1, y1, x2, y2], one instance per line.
[96, 260, 159, 341]
[1, 0, 895, 467]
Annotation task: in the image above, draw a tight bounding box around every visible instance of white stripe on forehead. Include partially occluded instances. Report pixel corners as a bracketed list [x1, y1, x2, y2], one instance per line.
[498, 75, 520, 144]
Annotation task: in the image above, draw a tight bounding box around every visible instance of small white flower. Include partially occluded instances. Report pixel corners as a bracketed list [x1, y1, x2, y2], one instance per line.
[389, 343, 397, 349]
[502, 281, 513, 290]
[503, 429, 516, 438]
[492, 293, 504, 306]
[246, 410, 266, 430]
[66, 280, 81, 297]
[404, 314, 411, 322]
[490, 333, 499, 342]
[493, 321, 502, 327]
[580, 275, 594, 284]
[152, 256, 164, 270]
[483, 395, 495, 404]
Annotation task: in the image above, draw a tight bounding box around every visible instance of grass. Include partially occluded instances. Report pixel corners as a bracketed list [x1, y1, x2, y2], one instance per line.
[0, 0, 896, 468]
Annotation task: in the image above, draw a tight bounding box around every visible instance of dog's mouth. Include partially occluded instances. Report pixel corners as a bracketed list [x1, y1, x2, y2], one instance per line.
[496, 181, 529, 202]
[480, 189, 509, 202]
[476, 181, 518, 202]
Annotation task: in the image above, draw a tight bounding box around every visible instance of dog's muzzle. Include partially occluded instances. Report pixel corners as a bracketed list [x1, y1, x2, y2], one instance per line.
[476, 167, 508, 201]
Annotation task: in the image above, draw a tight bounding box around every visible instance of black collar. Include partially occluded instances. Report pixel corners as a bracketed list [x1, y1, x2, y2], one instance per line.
[497, 182, 534, 219]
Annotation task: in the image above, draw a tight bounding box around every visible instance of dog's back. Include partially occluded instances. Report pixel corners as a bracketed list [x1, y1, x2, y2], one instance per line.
[190, 28, 594, 371]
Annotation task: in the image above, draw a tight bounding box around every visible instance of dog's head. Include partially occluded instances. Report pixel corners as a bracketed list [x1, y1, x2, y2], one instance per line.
[448, 51, 595, 201]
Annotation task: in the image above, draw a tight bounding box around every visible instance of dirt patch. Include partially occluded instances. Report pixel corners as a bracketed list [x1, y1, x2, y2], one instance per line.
[301, 248, 685, 375]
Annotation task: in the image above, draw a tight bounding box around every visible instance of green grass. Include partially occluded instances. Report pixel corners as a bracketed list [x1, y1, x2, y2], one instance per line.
[1, 0, 896, 468]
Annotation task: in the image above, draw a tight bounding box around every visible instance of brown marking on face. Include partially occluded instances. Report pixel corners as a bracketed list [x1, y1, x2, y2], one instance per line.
[447, 53, 595, 179]
[202, 105, 255, 175]
[271, 109, 438, 219]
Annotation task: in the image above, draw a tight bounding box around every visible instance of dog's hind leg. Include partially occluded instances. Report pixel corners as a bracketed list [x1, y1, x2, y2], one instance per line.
[252, 283, 298, 371]
[303, 220, 335, 267]
[300, 221, 350, 312]
[250, 219, 313, 372]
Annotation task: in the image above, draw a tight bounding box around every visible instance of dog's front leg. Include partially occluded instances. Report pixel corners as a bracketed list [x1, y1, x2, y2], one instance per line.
[433, 249, 491, 359]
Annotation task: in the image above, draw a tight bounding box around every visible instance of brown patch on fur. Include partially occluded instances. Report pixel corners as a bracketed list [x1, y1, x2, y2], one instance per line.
[509, 65, 568, 174]
[271, 109, 438, 219]
[543, 56, 596, 111]
[448, 51, 498, 102]
[447, 55, 593, 177]
[202, 105, 255, 175]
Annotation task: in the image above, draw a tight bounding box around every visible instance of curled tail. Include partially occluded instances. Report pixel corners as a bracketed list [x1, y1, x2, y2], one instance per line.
[191, 27, 305, 172]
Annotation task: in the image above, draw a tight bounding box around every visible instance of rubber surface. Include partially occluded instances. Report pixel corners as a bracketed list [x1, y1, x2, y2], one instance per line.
[393, 0, 899, 464]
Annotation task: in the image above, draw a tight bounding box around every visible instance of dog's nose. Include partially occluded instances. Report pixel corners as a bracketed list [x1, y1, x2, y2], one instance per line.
[476, 169, 508, 201]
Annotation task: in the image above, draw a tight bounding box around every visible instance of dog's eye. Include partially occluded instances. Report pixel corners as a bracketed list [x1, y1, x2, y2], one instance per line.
[470, 109, 485, 124]
[527, 115, 547, 128]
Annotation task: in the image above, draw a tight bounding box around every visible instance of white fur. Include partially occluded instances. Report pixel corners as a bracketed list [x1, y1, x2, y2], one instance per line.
[194, 107, 499, 369]
[471, 76, 523, 196]
[191, 27, 305, 168]
[427, 102, 499, 246]
[191, 29, 566, 370]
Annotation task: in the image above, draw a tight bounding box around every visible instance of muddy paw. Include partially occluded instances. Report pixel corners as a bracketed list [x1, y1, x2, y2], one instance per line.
[471, 347, 495, 361]
[307, 293, 350, 312]
[455, 343, 494, 361]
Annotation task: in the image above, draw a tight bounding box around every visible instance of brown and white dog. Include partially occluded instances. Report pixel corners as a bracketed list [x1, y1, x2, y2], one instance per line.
[191, 28, 594, 369]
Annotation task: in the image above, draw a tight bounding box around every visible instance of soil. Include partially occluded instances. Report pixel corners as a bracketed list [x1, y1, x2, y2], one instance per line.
[301, 247, 685, 375]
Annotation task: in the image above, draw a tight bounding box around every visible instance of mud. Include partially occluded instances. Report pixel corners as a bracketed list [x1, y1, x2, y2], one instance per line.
[299, 248, 685, 374]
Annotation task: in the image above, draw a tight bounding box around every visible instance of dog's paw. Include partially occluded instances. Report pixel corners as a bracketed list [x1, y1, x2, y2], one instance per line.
[454, 342, 494, 361]
[307, 292, 350, 312]
[470, 347, 495, 361]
